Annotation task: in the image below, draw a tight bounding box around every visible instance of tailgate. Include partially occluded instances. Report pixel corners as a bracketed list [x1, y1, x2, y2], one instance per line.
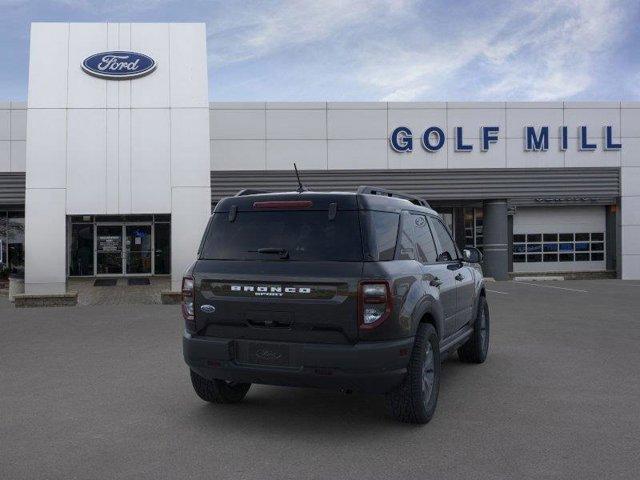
[193, 260, 363, 344]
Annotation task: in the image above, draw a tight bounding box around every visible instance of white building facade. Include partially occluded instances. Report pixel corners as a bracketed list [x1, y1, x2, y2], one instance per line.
[1, 22, 639, 293]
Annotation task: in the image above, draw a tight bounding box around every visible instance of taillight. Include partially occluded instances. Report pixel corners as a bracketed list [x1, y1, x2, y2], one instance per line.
[182, 276, 195, 329]
[358, 281, 392, 330]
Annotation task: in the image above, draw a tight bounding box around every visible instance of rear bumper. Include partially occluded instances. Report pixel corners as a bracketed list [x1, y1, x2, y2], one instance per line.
[183, 333, 414, 394]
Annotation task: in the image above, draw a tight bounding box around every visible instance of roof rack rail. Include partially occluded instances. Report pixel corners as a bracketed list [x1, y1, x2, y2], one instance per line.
[235, 189, 269, 197]
[356, 186, 430, 208]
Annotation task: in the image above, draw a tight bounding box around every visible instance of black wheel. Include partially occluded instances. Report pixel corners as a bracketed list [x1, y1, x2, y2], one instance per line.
[458, 295, 490, 364]
[386, 323, 441, 424]
[190, 370, 251, 404]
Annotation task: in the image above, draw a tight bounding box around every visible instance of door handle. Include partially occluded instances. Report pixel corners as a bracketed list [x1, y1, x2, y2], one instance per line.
[455, 273, 465, 281]
[429, 277, 443, 287]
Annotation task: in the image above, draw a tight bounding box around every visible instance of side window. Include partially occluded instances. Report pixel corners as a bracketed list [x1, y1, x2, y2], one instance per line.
[429, 217, 458, 262]
[413, 214, 438, 264]
[397, 212, 416, 260]
[367, 211, 400, 261]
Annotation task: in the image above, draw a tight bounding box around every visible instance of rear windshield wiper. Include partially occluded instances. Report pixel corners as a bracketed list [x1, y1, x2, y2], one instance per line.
[250, 247, 290, 259]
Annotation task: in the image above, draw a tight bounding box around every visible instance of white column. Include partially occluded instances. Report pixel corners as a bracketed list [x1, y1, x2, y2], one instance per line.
[25, 189, 66, 294]
[621, 104, 640, 279]
[620, 166, 640, 279]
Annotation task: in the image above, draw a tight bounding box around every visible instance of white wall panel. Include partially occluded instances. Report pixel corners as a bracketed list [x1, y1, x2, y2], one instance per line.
[621, 138, 640, 167]
[210, 109, 265, 139]
[387, 108, 447, 138]
[117, 109, 132, 213]
[388, 102, 445, 109]
[266, 109, 326, 139]
[67, 23, 108, 109]
[446, 138, 506, 169]
[0, 141, 9, 171]
[621, 108, 640, 138]
[327, 109, 386, 139]
[621, 196, 640, 226]
[169, 23, 208, 108]
[564, 144, 620, 168]
[24, 188, 66, 294]
[131, 23, 170, 108]
[66, 109, 107, 214]
[171, 108, 211, 187]
[105, 109, 119, 213]
[28, 23, 68, 108]
[621, 225, 640, 255]
[267, 102, 325, 110]
[10, 141, 26, 172]
[171, 186, 211, 290]
[564, 107, 620, 138]
[388, 144, 445, 170]
[130, 108, 171, 212]
[211, 140, 265, 170]
[118, 23, 132, 109]
[621, 255, 640, 279]
[506, 138, 564, 168]
[266, 140, 327, 170]
[0, 110, 9, 140]
[447, 108, 506, 140]
[25, 109, 67, 189]
[506, 108, 563, 138]
[106, 23, 119, 108]
[329, 102, 386, 110]
[10, 109, 27, 140]
[328, 139, 387, 169]
[621, 166, 640, 196]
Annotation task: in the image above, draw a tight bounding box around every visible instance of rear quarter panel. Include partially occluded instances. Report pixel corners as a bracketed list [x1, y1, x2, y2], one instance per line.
[359, 260, 444, 341]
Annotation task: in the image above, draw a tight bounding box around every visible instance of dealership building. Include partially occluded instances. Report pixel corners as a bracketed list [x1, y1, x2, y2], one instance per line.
[1, 22, 640, 296]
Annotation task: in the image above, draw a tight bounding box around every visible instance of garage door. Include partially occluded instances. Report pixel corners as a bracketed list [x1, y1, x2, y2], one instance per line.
[513, 206, 606, 273]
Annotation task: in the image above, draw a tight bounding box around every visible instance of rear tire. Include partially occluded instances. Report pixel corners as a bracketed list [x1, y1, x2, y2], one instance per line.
[458, 295, 490, 364]
[386, 323, 440, 424]
[190, 370, 251, 404]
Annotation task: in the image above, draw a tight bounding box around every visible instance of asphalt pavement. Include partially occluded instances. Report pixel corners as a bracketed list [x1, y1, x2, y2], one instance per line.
[1, 279, 640, 479]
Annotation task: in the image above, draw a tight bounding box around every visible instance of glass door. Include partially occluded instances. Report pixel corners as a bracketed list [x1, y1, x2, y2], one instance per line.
[96, 225, 124, 275]
[125, 225, 152, 275]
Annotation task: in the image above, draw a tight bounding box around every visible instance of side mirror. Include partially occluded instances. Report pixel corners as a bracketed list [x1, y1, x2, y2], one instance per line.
[462, 247, 483, 264]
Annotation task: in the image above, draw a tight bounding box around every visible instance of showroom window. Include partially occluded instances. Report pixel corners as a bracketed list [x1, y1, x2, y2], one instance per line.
[0, 211, 25, 276]
[68, 214, 171, 277]
[513, 232, 605, 263]
[463, 207, 483, 250]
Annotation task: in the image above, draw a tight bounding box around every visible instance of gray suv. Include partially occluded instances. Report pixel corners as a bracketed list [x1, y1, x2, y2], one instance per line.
[182, 186, 489, 424]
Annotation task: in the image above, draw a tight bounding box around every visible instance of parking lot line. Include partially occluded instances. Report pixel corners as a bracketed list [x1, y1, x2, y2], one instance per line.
[514, 281, 589, 293]
[486, 289, 509, 295]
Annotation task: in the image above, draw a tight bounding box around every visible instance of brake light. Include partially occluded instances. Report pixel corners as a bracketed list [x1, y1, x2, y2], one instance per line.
[358, 281, 392, 330]
[253, 200, 313, 209]
[182, 276, 195, 329]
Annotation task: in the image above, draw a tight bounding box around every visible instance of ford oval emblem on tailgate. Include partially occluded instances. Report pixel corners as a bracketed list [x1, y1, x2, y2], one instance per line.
[200, 304, 216, 313]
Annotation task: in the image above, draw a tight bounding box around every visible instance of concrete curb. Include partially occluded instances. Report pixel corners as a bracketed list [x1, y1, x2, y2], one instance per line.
[14, 292, 78, 308]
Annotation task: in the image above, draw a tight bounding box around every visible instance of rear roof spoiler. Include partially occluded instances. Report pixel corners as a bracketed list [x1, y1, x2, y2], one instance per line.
[232, 186, 430, 208]
[235, 189, 269, 197]
[356, 186, 430, 208]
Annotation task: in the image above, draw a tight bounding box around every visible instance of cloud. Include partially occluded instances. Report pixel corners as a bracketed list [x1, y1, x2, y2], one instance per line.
[360, 0, 629, 101]
[207, 0, 634, 101]
[207, 0, 415, 66]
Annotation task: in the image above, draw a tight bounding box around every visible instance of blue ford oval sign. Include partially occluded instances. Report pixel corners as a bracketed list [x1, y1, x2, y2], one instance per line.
[82, 51, 156, 80]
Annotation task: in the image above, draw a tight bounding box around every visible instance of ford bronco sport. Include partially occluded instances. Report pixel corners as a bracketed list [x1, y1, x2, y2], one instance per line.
[182, 186, 489, 424]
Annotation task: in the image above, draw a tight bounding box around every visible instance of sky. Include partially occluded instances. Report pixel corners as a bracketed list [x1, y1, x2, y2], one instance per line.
[1, 0, 639, 102]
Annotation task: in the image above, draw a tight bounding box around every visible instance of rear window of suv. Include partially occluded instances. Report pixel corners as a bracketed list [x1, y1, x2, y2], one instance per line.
[200, 210, 363, 262]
